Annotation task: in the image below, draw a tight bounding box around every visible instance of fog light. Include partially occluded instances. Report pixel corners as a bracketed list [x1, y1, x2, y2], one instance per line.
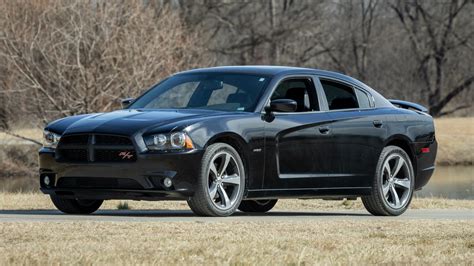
[163, 177, 172, 188]
[40, 173, 55, 188]
[44, 176, 51, 186]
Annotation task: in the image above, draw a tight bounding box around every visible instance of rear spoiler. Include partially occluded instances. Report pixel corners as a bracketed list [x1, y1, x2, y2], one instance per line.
[389, 99, 428, 113]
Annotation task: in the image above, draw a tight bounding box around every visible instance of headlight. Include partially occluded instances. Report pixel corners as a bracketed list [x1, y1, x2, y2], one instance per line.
[170, 132, 186, 148]
[153, 134, 167, 148]
[43, 130, 61, 149]
[145, 132, 194, 151]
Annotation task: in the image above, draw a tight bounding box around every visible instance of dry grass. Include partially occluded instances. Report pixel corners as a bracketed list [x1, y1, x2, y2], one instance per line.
[0, 220, 472, 265]
[0, 128, 42, 143]
[435, 117, 474, 165]
[1, 192, 473, 211]
[0, 193, 472, 264]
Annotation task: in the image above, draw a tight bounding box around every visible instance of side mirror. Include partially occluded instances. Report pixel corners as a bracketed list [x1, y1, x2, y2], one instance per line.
[121, 98, 135, 108]
[265, 99, 297, 113]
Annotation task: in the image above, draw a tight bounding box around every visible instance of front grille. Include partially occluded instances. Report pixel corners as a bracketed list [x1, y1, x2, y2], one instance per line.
[59, 149, 88, 162]
[59, 135, 89, 145]
[57, 177, 143, 189]
[56, 134, 136, 163]
[95, 135, 133, 145]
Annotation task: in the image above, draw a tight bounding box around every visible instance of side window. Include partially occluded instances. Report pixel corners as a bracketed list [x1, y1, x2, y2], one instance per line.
[270, 78, 319, 112]
[355, 88, 371, 108]
[320, 79, 359, 110]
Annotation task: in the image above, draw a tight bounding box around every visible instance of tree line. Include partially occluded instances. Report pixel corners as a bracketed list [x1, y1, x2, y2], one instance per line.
[0, 0, 472, 131]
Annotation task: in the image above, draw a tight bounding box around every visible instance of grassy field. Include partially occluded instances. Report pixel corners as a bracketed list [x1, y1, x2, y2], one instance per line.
[1, 196, 473, 265]
[0, 194, 473, 265]
[0, 220, 473, 265]
[434, 117, 473, 165]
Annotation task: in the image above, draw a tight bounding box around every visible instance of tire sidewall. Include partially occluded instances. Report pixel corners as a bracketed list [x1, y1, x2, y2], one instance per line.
[375, 146, 415, 215]
[197, 143, 246, 216]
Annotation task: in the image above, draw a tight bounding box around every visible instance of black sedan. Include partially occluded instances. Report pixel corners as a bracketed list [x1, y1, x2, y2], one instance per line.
[39, 66, 437, 216]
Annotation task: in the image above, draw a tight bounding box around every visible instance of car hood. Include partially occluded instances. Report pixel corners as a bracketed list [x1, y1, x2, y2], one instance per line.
[48, 109, 234, 136]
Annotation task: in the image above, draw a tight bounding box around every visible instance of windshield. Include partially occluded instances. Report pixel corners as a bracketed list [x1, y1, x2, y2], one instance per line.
[129, 73, 270, 112]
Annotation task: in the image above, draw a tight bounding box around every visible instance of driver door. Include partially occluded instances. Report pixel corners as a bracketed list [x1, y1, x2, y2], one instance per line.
[263, 76, 333, 189]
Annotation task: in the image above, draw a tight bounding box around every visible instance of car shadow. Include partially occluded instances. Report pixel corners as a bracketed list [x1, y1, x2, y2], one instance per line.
[0, 209, 370, 218]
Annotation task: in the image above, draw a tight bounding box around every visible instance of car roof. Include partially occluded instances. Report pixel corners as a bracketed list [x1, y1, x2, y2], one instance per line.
[177, 65, 367, 88]
[178, 66, 313, 76]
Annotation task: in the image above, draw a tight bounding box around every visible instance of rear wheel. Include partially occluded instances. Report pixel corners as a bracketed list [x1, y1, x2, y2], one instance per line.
[50, 196, 103, 214]
[362, 146, 414, 216]
[238, 199, 278, 213]
[187, 143, 245, 217]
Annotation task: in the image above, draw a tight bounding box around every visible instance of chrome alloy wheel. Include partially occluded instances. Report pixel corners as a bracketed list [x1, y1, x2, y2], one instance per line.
[380, 153, 412, 209]
[207, 151, 241, 210]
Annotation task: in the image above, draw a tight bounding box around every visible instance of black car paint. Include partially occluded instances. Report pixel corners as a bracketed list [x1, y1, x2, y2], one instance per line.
[39, 66, 436, 201]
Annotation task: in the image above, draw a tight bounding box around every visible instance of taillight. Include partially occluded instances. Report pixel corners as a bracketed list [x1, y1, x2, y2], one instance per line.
[421, 147, 430, 153]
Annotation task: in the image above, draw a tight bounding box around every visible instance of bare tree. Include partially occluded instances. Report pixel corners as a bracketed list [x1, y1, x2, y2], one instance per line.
[176, 0, 326, 66]
[0, 1, 209, 125]
[0, 66, 8, 130]
[317, 0, 380, 81]
[1, 0, 473, 131]
[391, 0, 473, 116]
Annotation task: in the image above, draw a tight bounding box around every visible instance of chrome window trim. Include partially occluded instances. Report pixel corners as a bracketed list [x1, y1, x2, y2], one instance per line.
[260, 74, 322, 114]
[317, 75, 376, 109]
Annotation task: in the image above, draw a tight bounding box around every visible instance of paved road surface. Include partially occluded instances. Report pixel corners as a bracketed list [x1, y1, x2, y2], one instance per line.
[0, 209, 472, 222]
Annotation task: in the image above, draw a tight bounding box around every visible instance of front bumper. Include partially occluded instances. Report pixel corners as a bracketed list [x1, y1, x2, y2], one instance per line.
[39, 148, 204, 200]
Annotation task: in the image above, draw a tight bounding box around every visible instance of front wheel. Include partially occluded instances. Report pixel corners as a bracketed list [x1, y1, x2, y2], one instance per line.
[362, 146, 415, 216]
[187, 143, 245, 217]
[50, 196, 103, 214]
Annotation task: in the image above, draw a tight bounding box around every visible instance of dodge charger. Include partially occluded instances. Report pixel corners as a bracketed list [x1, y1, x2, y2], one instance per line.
[39, 66, 437, 216]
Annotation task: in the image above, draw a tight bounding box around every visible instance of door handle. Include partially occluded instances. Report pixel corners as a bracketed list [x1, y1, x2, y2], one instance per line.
[373, 120, 383, 128]
[319, 126, 330, 134]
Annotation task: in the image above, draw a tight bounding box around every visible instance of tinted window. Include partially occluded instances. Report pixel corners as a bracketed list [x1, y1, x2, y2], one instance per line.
[208, 84, 238, 105]
[320, 80, 359, 110]
[144, 82, 199, 109]
[129, 73, 270, 112]
[355, 88, 371, 108]
[271, 78, 319, 112]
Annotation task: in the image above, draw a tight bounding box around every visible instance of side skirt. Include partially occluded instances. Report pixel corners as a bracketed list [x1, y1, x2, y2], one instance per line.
[244, 187, 371, 200]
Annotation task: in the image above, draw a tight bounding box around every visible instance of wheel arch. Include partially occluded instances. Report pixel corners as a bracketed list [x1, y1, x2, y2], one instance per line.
[205, 132, 251, 182]
[384, 135, 417, 176]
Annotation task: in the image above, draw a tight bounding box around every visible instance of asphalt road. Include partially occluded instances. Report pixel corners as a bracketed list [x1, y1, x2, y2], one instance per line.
[0, 209, 472, 222]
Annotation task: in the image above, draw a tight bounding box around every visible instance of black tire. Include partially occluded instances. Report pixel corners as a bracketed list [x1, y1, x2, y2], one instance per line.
[187, 143, 246, 217]
[238, 199, 278, 213]
[362, 146, 415, 216]
[50, 195, 103, 214]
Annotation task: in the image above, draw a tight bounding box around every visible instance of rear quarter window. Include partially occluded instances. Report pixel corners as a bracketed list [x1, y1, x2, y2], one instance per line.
[355, 89, 371, 108]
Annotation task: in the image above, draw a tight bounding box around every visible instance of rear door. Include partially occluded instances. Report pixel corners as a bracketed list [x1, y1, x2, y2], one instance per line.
[315, 77, 386, 187]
